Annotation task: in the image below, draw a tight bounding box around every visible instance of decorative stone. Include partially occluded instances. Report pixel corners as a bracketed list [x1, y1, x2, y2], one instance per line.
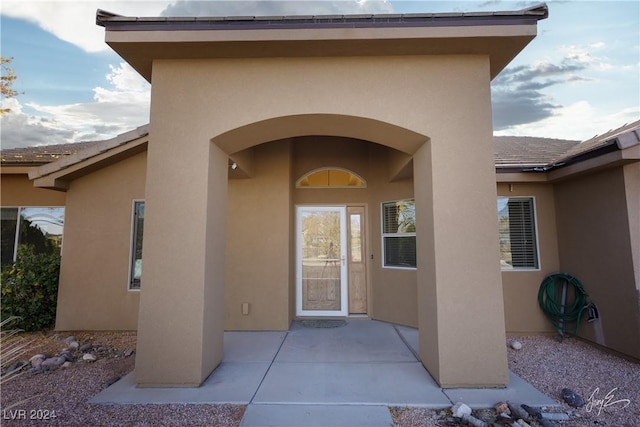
[82, 353, 97, 362]
[30, 358, 44, 369]
[61, 352, 74, 362]
[62, 361, 73, 369]
[124, 348, 135, 358]
[69, 341, 79, 350]
[29, 354, 46, 366]
[494, 401, 510, 415]
[5, 361, 25, 374]
[79, 343, 93, 352]
[561, 388, 585, 407]
[451, 402, 472, 418]
[507, 402, 529, 419]
[41, 357, 66, 368]
[511, 340, 523, 350]
[62, 336, 76, 344]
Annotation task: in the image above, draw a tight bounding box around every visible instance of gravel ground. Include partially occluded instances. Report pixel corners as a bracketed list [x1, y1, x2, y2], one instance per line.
[392, 335, 640, 427]
[2, 332, 638, 426]
[1, 331, 244, 427]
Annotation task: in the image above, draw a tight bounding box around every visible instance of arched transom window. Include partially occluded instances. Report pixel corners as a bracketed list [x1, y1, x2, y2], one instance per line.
[296, 168, 366, 188]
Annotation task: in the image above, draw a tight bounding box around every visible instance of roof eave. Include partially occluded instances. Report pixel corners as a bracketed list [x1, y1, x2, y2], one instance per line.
[96, 5, 547, 82]
[31, 125, 149, 191]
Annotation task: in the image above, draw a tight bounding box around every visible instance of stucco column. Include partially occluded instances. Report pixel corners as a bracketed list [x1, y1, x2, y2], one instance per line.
[134, 131, 228, 387]
[414, 134, 508, 388]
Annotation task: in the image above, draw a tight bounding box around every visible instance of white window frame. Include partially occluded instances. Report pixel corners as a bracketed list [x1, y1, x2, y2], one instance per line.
[128, 200, 145, 291]
[1, 206, 65, 264]
[381, 199, 417, 270]
[498, 196, 541, 272]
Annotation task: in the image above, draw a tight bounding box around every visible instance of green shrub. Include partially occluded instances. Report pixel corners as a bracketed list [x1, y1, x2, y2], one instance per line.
[1, 245, 60, 331]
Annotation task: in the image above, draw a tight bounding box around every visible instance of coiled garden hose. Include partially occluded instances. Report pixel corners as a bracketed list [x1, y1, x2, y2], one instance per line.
[538, 273, 589, 340]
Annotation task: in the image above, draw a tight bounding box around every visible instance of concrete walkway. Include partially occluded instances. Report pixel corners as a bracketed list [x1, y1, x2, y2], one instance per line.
[90, 320, 558, 426]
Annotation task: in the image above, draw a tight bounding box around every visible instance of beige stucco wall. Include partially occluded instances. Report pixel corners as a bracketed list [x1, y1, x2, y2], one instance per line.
[133, 54, 507, 387]
[1, 171, 66, 206]
[225, 140, 292, 330]
[555, 166, 640, 359]
[497, 182, 559, 334]
[54, 152, 146, 331]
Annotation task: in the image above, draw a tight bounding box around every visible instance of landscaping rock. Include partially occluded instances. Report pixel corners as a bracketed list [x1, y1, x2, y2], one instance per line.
[5, 361, 25, 374]
[561, 388, 584, 407]
[62, 361, 73, 369]
[511, 340, 523, 350]
[451, 402, 472, 418]
[61, 352, 74, 362]
[79, 343, 93, 352]
[507, 402, 529, 420]
[63, 336, 76, 345]
[41, 357, 66, 368]
[82, 353, 97, 362]
[29, 354, 46, 368]
[522, 404, 554, 427]
[69, 341, 80, 350]
[494, 401, 510, 415]
[124, 348, 135, 358]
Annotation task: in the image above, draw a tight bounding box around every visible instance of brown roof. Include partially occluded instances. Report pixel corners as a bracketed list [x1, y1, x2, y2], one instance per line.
[493, 136, 581, 168]
[2, 120, 638, 171]
[1, 141, 101, 165]
[96, 4, 548, 30]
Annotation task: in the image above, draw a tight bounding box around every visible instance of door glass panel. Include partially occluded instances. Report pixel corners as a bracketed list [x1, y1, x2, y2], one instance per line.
[301, 210, 342, 311]
[349, 214, 362, 263]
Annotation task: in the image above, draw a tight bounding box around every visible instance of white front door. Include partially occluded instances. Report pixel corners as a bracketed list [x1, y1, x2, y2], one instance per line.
[296, 206, 348, 316]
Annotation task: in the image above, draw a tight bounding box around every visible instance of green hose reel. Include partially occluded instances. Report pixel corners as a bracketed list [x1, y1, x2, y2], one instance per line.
[538, 273, 591, 340]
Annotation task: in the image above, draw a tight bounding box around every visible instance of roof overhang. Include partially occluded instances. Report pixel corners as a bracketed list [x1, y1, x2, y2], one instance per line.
[96, 4, 548, 82]
[30, 125, 149, 191]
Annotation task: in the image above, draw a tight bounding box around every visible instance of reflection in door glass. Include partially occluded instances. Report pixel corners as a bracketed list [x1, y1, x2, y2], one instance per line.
[301, 211, 341, 311]
[350, 214, 362, 263]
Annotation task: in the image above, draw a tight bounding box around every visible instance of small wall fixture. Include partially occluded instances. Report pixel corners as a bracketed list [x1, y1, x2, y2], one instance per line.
[231, 162, 238, 170]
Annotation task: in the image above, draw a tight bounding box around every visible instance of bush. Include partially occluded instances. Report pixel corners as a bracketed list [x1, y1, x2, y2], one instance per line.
[1, 245, 60, 331]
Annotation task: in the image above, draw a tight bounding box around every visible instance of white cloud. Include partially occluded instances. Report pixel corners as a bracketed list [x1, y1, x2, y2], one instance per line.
[161, 0, 393, 16]
[1, 0, 394, 53]
[1, 63, 150, 149]
[494, 101, 640, 141]
[1, 1, 173, 53]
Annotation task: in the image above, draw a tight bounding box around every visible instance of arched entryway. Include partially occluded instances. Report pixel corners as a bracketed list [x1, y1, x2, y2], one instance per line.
[136, 61, 508, 390]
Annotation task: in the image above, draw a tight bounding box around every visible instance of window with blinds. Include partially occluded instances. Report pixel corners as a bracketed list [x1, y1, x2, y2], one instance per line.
[381, 199, 416, 268]
[498, 197, 539, 270]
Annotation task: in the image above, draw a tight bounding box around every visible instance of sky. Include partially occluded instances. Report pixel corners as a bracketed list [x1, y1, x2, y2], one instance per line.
[0, 0, 638, 149]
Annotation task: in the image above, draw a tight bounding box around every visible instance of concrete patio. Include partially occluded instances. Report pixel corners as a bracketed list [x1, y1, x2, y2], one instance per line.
[90, 320, 558, 426]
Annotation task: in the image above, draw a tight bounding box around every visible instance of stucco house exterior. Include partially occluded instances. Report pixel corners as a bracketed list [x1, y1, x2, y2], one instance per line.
[1, 4, 639, 389]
